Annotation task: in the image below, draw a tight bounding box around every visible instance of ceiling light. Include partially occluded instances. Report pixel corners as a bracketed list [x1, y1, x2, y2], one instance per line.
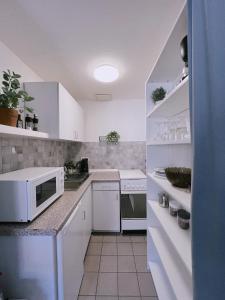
[94, 65, 119, 83]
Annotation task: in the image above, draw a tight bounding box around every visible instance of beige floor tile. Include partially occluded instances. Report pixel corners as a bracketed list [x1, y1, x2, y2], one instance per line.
[100, 255, 117, 272]
[78, 297, 95, 300]
[132, 243, 147, 256]
[79, 273, 98, 296]
[117, 243, 133, 255]
[103, 235, 117, 243]
[102, 243, 117, 255]
[130, 236, 146, 243]
[141, 297, 158, 300]
[96, 297, 118, 300]
[118, 256, 136, 272]
[84, 255, 101, 272]
[137, 273, 157, 297]
[97, 273, 118, 296]
[116, 235, 131, 243]
[134, 256, 149, 272]
[119, 298, 141, 300]
[91, 235, 104, 243]
[87, 243, 102, 255]
[118, 273, 140, 296]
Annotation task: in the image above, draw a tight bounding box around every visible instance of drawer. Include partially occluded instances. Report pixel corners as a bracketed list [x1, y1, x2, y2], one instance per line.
[92, 181, 120, 191]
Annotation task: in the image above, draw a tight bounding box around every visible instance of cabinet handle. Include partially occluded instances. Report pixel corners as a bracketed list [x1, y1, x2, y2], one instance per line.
[116, 194, 119, 201]
[83, 211, 86, 220]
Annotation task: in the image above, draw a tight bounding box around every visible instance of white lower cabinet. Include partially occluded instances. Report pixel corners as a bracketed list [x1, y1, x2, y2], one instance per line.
[93, 182, 120, 232]
[57, 185, 92, 299]
[57, 202, 84, 300]
[0, 186, 92, 300]
[82, 185, 92, 254]
[0, 182, 121, 299]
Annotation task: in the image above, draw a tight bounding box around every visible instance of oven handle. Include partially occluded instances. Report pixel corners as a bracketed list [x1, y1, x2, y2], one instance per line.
[120, 191, 146, 195]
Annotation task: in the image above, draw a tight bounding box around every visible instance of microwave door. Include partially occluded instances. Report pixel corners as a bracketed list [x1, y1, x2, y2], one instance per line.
[28, 174, 59, 221]
[36, 177, 56, 208]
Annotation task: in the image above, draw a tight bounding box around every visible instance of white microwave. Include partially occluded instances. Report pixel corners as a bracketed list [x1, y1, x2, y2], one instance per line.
[0, 167, 64, 222]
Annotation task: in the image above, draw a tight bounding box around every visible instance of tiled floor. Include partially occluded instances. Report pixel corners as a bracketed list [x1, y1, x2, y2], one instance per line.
[79, 234, 158, 300]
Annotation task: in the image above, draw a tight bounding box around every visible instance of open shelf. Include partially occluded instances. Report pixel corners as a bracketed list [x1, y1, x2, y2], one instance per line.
[149, 201, 192, 275]
[148, 261, 175, 300]
[149, 227, 193, 300]
[0, 124, 49, 139]
[147, 138, 191, 146]
[147, 76, 189, 119]
[148, 172, 191, 212]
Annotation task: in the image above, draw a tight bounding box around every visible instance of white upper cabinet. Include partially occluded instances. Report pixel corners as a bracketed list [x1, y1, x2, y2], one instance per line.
[24, 82, 84, 142]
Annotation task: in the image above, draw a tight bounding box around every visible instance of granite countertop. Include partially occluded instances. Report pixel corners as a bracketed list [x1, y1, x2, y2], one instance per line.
[0, 170, 120, 236]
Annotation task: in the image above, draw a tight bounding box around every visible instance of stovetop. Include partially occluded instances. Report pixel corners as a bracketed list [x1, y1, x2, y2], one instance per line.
[119, 169, 146, 180]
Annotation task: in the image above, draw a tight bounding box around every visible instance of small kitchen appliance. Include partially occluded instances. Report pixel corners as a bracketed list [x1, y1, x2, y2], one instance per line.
[119, 169, 147, 231]
[0, 167, 64, 222]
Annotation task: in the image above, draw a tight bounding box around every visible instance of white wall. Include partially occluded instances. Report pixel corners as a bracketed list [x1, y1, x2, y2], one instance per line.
[81, 99, 146, 142]
[0, 40, 42, 82]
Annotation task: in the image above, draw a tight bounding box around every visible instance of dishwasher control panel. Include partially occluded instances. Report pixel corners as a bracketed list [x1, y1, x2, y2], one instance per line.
[120, 179, 147, 192]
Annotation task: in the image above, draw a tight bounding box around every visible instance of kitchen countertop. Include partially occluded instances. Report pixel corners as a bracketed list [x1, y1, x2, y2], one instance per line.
[0, 170, 120, 236]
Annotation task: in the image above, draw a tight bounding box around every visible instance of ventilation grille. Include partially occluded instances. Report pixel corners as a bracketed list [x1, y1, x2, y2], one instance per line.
[95, 94, 112, 101]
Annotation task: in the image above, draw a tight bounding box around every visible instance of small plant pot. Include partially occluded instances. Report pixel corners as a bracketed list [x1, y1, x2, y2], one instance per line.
[177, 209, 190, 230]
[169, 200, 181, 217]
[0, 108, 18, 127]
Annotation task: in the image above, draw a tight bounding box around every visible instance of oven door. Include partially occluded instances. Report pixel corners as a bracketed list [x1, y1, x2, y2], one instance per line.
[121, 192, 146, 231]
[28, 170, 63, 221]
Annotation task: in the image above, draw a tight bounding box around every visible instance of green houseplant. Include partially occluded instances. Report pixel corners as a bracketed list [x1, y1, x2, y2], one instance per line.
[0, 70, 34, 127]
[152, 87, 166, 104]
[106, 131, 120, 144]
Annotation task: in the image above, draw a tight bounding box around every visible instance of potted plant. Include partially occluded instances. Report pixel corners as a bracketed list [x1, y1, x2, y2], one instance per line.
[0, 70, 34, 127]
[152, 87, 166, 104]
[106, 131, 120, 144]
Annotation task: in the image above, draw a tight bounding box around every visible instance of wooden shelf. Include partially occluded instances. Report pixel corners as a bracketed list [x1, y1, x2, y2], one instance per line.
[146, 76, 189, 118]
[147, 138, 191, 146]
[148, 172, 191, 212]
[149, 201, 192, 275]
[149, 227, 193, 300]
[0, 124, 49, 139]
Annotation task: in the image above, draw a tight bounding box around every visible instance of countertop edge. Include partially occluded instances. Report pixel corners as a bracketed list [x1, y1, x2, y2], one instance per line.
[0, 170, 120, 237]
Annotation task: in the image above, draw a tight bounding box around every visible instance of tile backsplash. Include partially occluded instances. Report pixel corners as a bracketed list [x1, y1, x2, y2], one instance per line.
[73, 142, 146, 172]
[0, 137, 146, 174]
[0, 136, 81, 174]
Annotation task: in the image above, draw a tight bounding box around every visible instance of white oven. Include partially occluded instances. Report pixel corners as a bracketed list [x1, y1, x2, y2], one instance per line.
[119, 170, 147, 231]
[0, 167, 64, 222]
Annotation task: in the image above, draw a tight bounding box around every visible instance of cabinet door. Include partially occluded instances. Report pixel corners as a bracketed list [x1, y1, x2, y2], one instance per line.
[81, 186, 92, 255]
[93, 191, 120, 232]
[74, 101, 84, 141]
[57, 202, 84, 300]
[58, 84, 76, 141]
[24, 82, 59, 138]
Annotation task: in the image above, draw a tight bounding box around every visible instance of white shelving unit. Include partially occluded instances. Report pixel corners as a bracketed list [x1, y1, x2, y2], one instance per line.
[149, 227, 192, 300]
[147, 139, 191, 146]
[148, 173, 191, 212]
[149, 201, 192, 274]
[0, 124, 48, 139]
[146, 2, 193, 299]
[147, 76, 189, 119]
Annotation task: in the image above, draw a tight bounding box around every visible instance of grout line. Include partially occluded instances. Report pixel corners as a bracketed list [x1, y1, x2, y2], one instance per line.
[131, 242, 142, 297]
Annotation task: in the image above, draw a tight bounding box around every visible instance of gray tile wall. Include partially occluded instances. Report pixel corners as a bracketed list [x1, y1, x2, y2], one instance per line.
[0, 136, 82, 174]
[73, 142, 146, 172]
[0, 137, 146, 174]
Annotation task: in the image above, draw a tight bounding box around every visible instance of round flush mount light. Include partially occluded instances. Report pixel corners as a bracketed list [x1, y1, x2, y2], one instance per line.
[94, 65, 119, 83]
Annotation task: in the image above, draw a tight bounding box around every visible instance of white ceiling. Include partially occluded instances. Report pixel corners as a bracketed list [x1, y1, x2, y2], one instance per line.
[0, 0, 185, 101]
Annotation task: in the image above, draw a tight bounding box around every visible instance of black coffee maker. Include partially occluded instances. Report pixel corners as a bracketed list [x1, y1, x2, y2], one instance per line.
[76, 158, 89, 174]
